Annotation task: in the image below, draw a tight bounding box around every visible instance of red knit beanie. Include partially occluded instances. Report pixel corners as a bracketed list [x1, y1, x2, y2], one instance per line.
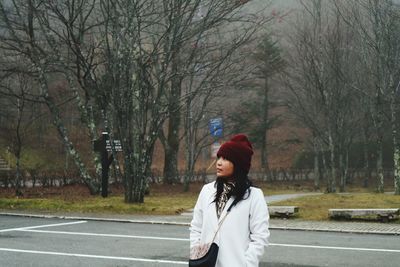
[217, 134, 254, 174]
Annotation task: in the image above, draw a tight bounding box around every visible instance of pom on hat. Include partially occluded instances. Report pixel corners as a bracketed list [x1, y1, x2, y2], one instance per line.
[217, 134, 254, 174]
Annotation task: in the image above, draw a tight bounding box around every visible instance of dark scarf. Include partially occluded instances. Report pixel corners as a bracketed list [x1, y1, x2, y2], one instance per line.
[216, 181, 235, 219]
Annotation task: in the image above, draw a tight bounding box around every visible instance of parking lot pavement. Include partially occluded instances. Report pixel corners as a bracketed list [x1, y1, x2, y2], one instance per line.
[1, 210, 400, 235]
[0, 215, 188, 267]
[1, 215, 400, 267]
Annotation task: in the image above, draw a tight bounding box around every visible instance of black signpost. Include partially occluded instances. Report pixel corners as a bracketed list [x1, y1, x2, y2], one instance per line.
[93, 132, 122, 197]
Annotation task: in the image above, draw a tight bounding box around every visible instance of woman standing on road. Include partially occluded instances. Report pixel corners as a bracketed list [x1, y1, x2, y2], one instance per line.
[190, 134, 270, 267]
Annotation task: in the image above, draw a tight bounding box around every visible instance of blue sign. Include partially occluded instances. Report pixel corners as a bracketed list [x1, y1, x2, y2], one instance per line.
[209, 118, 223, 137]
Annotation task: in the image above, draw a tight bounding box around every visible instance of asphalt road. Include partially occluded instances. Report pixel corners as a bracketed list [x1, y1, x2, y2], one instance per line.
[0, 215, 399, 267]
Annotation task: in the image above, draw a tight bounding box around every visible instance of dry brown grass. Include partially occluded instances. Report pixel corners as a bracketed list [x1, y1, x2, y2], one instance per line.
[0, 183, 200, 215]
[1, 182, 399, 220]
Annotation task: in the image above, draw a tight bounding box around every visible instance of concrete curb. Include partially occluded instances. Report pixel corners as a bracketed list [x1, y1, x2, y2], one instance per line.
[1, 212, 400, 236]
[0, 212, 189, 226]
[269, 225, 400, 236]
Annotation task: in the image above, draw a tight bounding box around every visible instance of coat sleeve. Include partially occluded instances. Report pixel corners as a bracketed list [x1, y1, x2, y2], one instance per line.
[190, 185, 206, 248]
[245, 188, 270, 267]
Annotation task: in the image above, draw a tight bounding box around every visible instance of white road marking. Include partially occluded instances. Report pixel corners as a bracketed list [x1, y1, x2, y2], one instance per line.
[0, 248, 187, 265]
[269, 243, 400, 253]
[19, 229, 189, 241]
[13, 229, 400, 254]
[0, 221, 87, 233]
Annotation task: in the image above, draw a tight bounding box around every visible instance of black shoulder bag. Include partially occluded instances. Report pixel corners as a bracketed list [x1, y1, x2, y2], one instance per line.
[189, 203, 234, 267]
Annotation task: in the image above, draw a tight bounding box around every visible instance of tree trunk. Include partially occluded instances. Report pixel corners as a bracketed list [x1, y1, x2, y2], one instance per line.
[339, 152, 347, 192]
[376, 92, 385, 193]
[327, 131, 337, 193]
[124, 154, 135, 202]
[123, 151, 146, 203]
[362, 126, 370, 188]
[260, 77, 270, 177]
[163, 139, 180, 184]
[376, 134, 384, 193]
[312, 137, 320, 190]
[391, 82, 400, 195]
[14, 154, 22, 196]
[14, 99, 23, 196]
[90, 107, 102, 184]
[393, 142, 400, 195]
[184, 98, 195, 192]
[125, 146, 155, 203]
[125, 152, 148, 203]
[121, 120, 156, 203]
[163, 60, 182, 184]
[37, 72, 99, 195]
[321, 148, 327, 182]
[345, 150, 349, 185]
[65, 72, 102, 184]
[184, 155, 195, 192]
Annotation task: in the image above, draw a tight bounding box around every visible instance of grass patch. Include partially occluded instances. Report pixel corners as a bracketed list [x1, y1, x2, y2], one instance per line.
[0, 182, 303, 215]
[0, 194, 198, 215]
[2, 182, 398, 220]
[273, 193, 400, 222]
[257, 181, 317, 196]
[0, 183, 200, 215]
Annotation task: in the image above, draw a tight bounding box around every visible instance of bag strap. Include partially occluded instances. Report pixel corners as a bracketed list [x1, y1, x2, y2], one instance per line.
[211, 201, 235, 243]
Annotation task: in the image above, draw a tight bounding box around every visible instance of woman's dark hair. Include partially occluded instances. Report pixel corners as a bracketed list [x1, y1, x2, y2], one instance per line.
[214, 166, 252, 209]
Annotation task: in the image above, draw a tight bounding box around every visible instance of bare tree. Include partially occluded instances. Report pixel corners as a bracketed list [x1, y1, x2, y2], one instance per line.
[96, 0, 264, 200]
[0, 0, 100, 194]
[340, 0, 400, 194]
[286, 0, 334, 191]
[285, 0, 361, 192]
[0, 0, 272, 202]
[157, 0, 265, 184]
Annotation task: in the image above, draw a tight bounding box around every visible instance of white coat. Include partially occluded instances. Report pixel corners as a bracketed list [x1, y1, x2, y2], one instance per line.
[190, 181, 270, 267]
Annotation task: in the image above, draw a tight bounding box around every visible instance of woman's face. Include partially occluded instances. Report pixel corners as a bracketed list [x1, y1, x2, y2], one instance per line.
[216, 157, 234, 178]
